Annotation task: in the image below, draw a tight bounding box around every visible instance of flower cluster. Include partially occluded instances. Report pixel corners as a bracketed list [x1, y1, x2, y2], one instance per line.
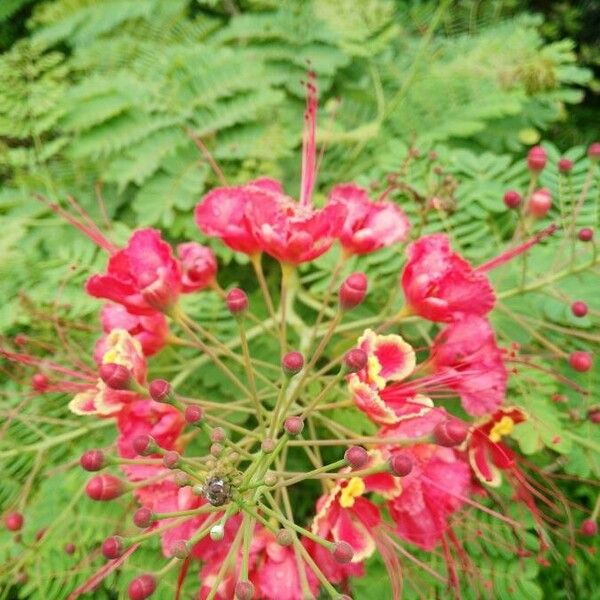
[2, 82, 599, 600]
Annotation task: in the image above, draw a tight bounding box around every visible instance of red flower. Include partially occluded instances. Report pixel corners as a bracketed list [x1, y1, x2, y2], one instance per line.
[328, 183, 410, 255]
[467, 407, 527, 486]
[401, 234, 495, 322]
[177, 242, 217, 292]
[86, 229, 181, 315]
[94, 304, 168, 361]
[430, 315, 507, 416]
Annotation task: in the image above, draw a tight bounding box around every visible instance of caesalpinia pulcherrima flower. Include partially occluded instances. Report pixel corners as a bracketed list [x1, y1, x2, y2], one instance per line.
[2, 80, 598, 600]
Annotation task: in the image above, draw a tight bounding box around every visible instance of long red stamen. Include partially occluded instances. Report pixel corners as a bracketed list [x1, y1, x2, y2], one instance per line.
[300, 71, 317, 207]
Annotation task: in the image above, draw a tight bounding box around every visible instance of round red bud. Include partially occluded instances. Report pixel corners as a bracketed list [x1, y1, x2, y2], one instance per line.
[503, 190, 522, 209]
[284, 416, 304, 436]
[527, 145, 547, 171]
[588, 409, 600, 424]
[171, 540, 191, 559]
[527, 188, 552, 218]
[558, 158, 573, 173]
[388, 453, 413, 477]
[261, 439, 276, 454]
[102, 535, 125, 559]
[571, 301, 588, 318]
[588, 142, 600, 162]
[133, 434, 158, 457]
[184, 405, 203, 424]
[210, 443, 223, 457]
[344, 348, 368, 374]
[86, 474, 125, 501]
[31, 373, 49, 392]
[344, 446, 369, 470]
[210, 427, 226, 443]
[149, 379, 172, 403]
[282, 351, 304, 376]
[581, 519, 597, 537]
[578, 227, 593, 242]
[569, 351, 592, 372]
[99, 363, 131, 390]
[276, 529, 293, 547]
[133, 507, 154, 528]
[332, 541, 354, 564]
[80, 449, 105, 472]
[14, 334, 27, 346]
[162, 451, 180, 469]
[128, 574, 156, 600]
[226, 288, 248, 314]
[340, 272, 368, 310]
[264, 472, 278, 486]
[4, 512, 23, 531]
[433, 419, 469, 447]
[235, 581, 255, 600]
[64, 543, 76, 555]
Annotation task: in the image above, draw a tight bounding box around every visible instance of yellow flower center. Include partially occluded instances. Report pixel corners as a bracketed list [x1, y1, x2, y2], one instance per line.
[339, 477, 365, 508]
[367, 356, 386, 389]
[102, 329, 142, 369]
[489, 416, 515, 443]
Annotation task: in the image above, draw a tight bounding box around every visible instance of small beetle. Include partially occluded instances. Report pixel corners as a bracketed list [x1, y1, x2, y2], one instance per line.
[204, 476, 231, 507]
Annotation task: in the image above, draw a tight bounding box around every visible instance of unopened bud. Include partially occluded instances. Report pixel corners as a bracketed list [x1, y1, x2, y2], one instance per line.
[211, 427, 226, 443]
[149, 379, 172, 403]
[282, 351, 304, 376]
[127, 573, 156, 600]
[210, 524, 225, 541]
[344, 348, 367, 374]
[133, 507, 154, 528]
[64, 543, 76, 555]
[581, 519, 597, 537]
[4, 512, 23, 531]
[261, 439, 276, 454]
[80, 449, 105, 472]
[102, 535, 125, 559]
[173, 470, 190, 487]
[86, 474, 125, 501]
[558, 158, 573, 173]
[527, 188, 552, 218]
[339, 273, 368, 310]
[571, 301, 588, 318]
[210, 443, 223, 457]
[433, 419, 469, 447]
[388, 453, 413, 477]
[284, 416, 304, 436]
[588, 142, 600, 162]
[569, 351, 592, 372]
[185, 405, 203, 424]
[171, 540, 191, 559]
[99, 363, 131, 390]
[527, 145, 547, 171]
[226, 288, 248, 314]
[133, 434, 158, 457]
[578, 227, 593, 242]
[276, 529, 293, 546]
[235, 581, 255, 600]
[332, 541, 354, 564]
[344, 446, 368, 470]
[588, 408, 600, 424]
[31, 373, 49, 392]
[264, 472, 278, 486]
[162, 451, 180, 469]
[503, 190, 522, 209]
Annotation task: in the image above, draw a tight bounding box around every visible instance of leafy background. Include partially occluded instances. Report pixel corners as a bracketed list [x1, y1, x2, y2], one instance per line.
[0, 0, 599, 599]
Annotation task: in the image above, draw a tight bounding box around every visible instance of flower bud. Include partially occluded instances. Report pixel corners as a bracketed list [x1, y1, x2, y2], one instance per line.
[80, 449, 105, 472]
[282, 351, 304, 376]
[128, 574, 156, 600]
[433, 419, 469, 447]
[261, 439, 276, 454]
[210, 524, 225, 541]
[211, 427, 226, 443]
[171, 540, 191, 559]
[149, 379, 172, 403]
[133, 434, 158, 457]
[64, 543, 76, 555]
[173, 470, 190, 487]
[226, 288, 248, 314]
[86, 474, 125, 501]
[14, 334, 27, 346]
[503, 190, 522, 209]
[162, 451, 180, 469]
[210, 443, 223, 456]
[578, 227, 593, 242]
[332, 541, 354, 564]
[133, 507, 154, 528]
[588, 142, 600, 162]
[527, 188, 552, 218]
[276, 529, 293, 546]
[388, 453, 413, 477]
[31, 373, 49, 392]
[581, 519, 597, 537]
[527, 146, 547, 171]
[284, 416, 304, 436]
[344, 446, 368, 470]
[4, 511, 23, 531]
[102, 535, 125, 559]
[571, 301, 588, 318]
[185, 405, 203, 424]
[264, 472, 278, 486]
[569, 351, 592, 372]
[99, 363, 131, 390]
[588, 408, 600, 424]
[344, 348, 368, 374]
[339, 273, 368, 310]
[558, 158, 573, 173]
[235, 581, 255, 600]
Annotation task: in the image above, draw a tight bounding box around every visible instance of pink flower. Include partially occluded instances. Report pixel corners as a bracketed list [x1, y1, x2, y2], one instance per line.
[401, 234, 495, 322]
[328, 183, 410, 255]
[86, 229, 181, 315]
[430, 315, 507, 416]
[94, 304, 168, 361]
[177, 242, 217, 292]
